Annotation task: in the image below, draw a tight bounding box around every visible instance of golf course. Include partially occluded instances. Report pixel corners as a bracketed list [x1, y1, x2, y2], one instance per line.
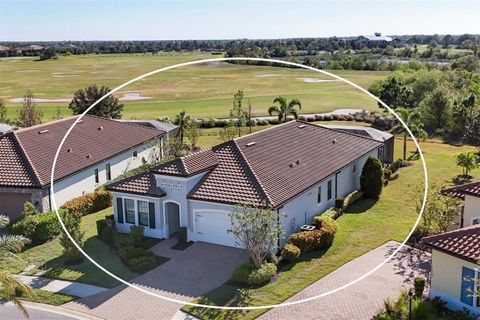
[0, 53, 391, 120]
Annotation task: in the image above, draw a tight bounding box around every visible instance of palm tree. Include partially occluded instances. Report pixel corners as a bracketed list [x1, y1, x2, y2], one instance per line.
[0, 214, 33, 318]
[173, 111, 190, 145]
[391, 108, 427, 160]
[268, 97, 302, 123]
[456, 152, 478, 177]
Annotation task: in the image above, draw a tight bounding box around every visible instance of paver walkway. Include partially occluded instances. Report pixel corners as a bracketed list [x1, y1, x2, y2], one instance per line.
[258, 241, 431, 320]
[16, 275, 108, 298]
[64, 238, 247, 320]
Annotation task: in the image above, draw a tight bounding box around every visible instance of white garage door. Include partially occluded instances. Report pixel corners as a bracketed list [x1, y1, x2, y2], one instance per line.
[194, 211, 237, 247]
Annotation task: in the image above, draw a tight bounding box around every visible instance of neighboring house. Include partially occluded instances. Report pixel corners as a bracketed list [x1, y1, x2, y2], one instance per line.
[321, 125, 394, 163]
[357, 33, 393, 48]
[422, 225, 480, 316]
[116, 119, 179, 140]
[442, 182, 480, 228]
[15, 44, 45, 56]
[107, 121, 384, 247]
[0, 115, 165, 221]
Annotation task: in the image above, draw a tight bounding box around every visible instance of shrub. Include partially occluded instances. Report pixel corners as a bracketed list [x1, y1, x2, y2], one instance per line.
[101, 226, 116, 245]
[231, 262, 277, 285]
[10, 209, 63, 244]
[61, 190, 112, 217]
[390, 172, 399, 180]
[335, 197, 345, 210]
[129, 225, 144, 247]
[414, 277, 425, 298]
[289, 230, 322, 253]
[316, 216, 338, 247]
[384, 168, 392, 180]
[96, 219, 108, 238]
[360, 156, 384, 199]
[128, 254, 156, 272]
[268, 119, 279, 125]
[343, 190, 364, 210]
[322, 207, 342, 219]
[315, 114, 324, 121]
[281, 243, 301, 262]
[118, 244, 147, 262]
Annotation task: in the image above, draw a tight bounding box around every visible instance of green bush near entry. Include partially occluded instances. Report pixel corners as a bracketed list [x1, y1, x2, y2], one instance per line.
[231, 262, 277, 285]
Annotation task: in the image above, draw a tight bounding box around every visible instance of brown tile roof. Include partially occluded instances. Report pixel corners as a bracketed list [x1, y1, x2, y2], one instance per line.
[112, 121, 383, 207]
[422, 225, 480, 263]
[152, 149, 218, 177]
[0, 133, 38, 187]
[0, 115, 164, 187]
[442, 182, 480, 199]
[105, 171, 166, 197]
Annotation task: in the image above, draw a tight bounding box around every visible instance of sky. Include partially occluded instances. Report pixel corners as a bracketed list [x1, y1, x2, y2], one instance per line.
[0, 0, 478, 41]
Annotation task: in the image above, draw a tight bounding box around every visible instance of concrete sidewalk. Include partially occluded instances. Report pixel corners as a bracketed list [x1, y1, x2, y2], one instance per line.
[16, 275, 108, 298]
[0, 301, 105, 320]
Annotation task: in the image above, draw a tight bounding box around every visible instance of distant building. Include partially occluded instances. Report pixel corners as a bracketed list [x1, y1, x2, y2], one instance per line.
[442, 182, 480, 228]
[15, 44, 45, 56]
[357, 33, 393, 48]
[116, 119, 179, 140]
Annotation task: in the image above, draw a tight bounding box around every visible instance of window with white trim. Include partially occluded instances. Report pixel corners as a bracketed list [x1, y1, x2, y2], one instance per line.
[352, 163, 357, 174]
[138, 201, 149, 227]
[125, 199, 135, 224]
[472, 216, 480, 225]
[317, 186, 322, 204]
[327, 180, 332, 200]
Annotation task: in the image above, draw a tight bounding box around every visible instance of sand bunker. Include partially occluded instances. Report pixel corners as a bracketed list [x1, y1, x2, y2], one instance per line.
[296, 78, 341, 83]
[15, 69, 41, 73]
[9, 97, 71, 103]
[255, 74, 283, 78]
[118, 92, 153, 101]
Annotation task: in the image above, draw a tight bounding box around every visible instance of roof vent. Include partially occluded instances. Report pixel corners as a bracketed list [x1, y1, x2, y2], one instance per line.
[298, 124, 306, 128]
[296, 160, 301, 165]
[38, 129, 49, 134]
[245, 142, 256, 147]
[86, 154, 91, 159]
[332, 139, 337, 144]
[289, 162, 295, 168]
[77, 120, 83, 123]
[98, 126, 103, 130]
[67, 148, 72, 153]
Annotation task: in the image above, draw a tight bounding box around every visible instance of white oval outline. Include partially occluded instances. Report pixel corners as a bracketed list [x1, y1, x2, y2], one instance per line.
[50, 57, 428, 310]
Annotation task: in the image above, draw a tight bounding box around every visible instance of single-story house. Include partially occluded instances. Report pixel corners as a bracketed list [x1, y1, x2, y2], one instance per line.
[321, 125, 394, 163]
[442, 182, 480, 229]
[0, 115, 166, 221]
[106, 120, 384, 247]
[357, 33, 393, 48]
[423, 225, 479, 316]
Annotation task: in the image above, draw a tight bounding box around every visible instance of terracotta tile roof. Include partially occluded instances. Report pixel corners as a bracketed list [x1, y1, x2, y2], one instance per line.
[152, 149, 218, 177]
[188, 142, 270, 206]
[422, 225, 480, 263]
[112, 121, 383, 207]
[0, 133, 38, 187]
[105, 171, 166, 197]
[0, 115, 164, 187]
[442, 182, 480, 200]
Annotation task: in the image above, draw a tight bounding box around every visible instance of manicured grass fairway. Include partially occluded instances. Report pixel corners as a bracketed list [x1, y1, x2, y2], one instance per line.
[0, 53, 390, 120]
[182, 138, 479, 320]
[3, 208, 136, 288]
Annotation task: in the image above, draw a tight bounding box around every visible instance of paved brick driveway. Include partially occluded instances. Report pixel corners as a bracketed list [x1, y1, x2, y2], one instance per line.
[65, 238, 247, 320]
[258, 241, 431, 320]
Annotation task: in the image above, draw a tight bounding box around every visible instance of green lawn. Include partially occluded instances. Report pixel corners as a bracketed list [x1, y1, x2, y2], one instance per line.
[0, 53, 390, 120]
[4, 208, 137, 288]
[18, 289, 77, 306]
[182, 138, 479, 319]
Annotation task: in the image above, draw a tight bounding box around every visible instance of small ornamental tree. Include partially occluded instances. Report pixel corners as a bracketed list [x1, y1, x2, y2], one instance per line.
[59, 211, 85, 262]
[360, 156, 384, 199]
[229, 206, 284, 268]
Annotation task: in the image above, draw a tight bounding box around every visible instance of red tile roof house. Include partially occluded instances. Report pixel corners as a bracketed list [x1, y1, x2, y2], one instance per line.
[442, 182, 480, 228]
[0, 115, 166, 221]
[422, 225, 480, 316]
[106, 120, 385, 247]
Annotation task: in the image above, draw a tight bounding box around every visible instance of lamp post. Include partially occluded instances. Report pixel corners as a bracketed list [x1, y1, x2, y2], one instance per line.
[408, 289, 414, 320]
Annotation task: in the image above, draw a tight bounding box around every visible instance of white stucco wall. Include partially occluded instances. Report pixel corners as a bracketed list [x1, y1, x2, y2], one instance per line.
[430, 249, 479, 315]
[45, 140, 161, 211]
[464, 195, 480, 227]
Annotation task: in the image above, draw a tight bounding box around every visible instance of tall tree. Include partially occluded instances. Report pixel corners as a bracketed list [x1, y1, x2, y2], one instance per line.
[268, 96, 302, 123]
[360, 156, 383, 199]
[0, 98, 7, 123]
[59, 211, 85, 263]
[18, 90, 43, 127]
[0, 214, 34, 318]
[464, 114, 480, 153]
[173, 111, 190, 145]
[230, 90, 246, 137]
[69, 85, 123, 119]
[229, 206, 284, 268]
[456, 152, 479, 177]
[391, 108, 427, 160]
[184, 120, 202, 149]
[452, 93, 477, 137]
[377, 77, 413, 109]
[422, 85, 453, 130]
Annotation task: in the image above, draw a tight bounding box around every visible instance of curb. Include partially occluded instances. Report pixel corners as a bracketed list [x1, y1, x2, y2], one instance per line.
[21, 301, 105, 320]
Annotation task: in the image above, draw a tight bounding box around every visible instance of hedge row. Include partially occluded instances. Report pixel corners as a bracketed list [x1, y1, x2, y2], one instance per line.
[289, 215, 338, 254]
[61, 190, 112, 217]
